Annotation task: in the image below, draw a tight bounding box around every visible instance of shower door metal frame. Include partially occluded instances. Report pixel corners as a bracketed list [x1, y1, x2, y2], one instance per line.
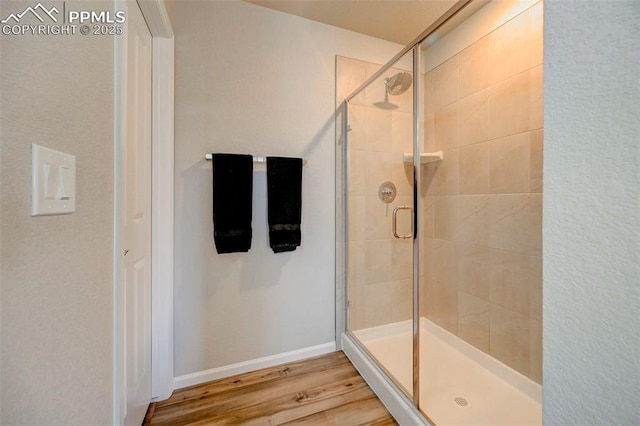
[411, 45, 421, 406]
[335, 101, 349, 351]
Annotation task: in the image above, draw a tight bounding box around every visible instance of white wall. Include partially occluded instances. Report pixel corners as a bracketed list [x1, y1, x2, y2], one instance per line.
[0, 1, 115, 423]
[543, 1, 640, 423]
[172, 0, 402, 376]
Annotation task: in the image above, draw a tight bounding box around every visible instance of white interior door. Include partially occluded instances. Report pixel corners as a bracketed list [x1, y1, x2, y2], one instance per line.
[122, 1, 152, 424]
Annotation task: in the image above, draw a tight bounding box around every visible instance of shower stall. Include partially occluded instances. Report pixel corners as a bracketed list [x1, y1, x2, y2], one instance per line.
[336, 0, 543, 424]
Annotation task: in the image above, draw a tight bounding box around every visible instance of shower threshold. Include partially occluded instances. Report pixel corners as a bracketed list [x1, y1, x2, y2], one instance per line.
[352, 319, 542, 425]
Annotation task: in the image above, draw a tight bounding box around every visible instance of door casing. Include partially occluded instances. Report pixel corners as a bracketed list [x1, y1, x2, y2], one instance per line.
[114, 0, 174, 422]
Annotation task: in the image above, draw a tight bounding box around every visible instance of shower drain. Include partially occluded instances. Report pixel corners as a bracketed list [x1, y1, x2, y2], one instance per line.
[452, 396, 470, 407]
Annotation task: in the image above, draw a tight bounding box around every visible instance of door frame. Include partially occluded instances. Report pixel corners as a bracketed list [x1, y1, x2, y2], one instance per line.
[114, 0, 174, 422]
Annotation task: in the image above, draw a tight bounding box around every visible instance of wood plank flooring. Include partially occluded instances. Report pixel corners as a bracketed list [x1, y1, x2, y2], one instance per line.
[143, 351, 397, 425]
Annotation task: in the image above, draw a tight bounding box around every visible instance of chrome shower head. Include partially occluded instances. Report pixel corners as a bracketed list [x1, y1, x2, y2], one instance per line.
[384, 72, 412, 96]
[373, 72, 413, 110]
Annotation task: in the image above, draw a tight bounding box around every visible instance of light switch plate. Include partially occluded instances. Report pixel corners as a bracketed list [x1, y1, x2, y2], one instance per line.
[31, 144, 76, 216]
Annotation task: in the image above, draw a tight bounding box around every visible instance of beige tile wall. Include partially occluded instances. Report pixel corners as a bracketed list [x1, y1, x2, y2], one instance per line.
[338, 56, 415, 331]
[422, 2, 543, 383]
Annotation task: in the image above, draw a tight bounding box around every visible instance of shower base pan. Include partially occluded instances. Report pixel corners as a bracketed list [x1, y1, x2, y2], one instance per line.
[349, 319, 541, 425]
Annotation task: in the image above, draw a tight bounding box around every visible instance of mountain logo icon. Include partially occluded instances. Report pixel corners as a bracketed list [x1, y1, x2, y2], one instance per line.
[1, 3, 59, 24]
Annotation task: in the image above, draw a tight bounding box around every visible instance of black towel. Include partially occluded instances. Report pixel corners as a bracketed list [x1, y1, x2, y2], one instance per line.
[212, 154, 253, 254]
[267, 157, 303, 253]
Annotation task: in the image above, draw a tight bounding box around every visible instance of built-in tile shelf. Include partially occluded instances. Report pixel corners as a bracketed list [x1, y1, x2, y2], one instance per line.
[403, 151, 443, 165]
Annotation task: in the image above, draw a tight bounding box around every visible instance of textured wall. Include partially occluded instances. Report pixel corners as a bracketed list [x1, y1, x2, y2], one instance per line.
[0, 0, 115, 423]
[172, 0, 402, 376]
[544, 0, 640, 423]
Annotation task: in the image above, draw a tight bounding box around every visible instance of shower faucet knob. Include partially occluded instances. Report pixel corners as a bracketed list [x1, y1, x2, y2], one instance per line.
[378, 181, 397, 203]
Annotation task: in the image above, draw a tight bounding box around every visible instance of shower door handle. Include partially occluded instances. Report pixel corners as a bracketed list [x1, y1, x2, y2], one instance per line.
[392, 206, 413, 239]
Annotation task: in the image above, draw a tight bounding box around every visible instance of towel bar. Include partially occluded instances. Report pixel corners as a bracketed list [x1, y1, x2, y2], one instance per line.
[205, 153, 307, 166]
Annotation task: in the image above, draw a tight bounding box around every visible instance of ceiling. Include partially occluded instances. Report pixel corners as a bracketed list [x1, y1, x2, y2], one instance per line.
[244, 0, 460, 45]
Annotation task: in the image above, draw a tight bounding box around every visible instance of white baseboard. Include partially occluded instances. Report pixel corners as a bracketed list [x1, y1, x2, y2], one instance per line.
[173, 341, 336, 390]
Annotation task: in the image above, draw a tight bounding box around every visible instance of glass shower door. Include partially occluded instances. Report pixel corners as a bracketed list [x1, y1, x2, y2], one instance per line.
[344, 49, 417, 399]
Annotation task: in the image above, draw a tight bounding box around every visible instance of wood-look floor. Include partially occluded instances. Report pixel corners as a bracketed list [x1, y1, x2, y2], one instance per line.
[143, 351, 397, 425]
